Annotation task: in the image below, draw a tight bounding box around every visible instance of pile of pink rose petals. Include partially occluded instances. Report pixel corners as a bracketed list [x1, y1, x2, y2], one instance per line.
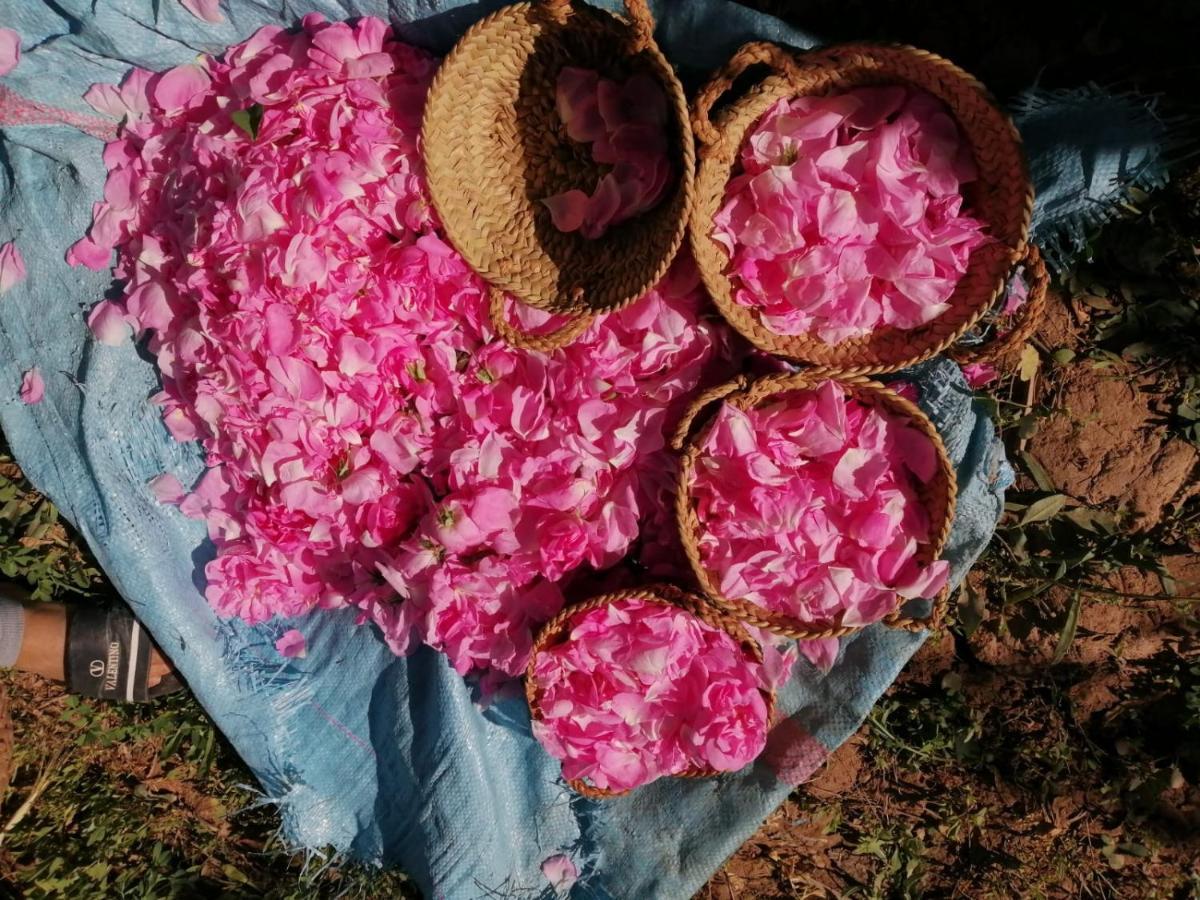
[542, 67, 672, 239]
[689, 380, 949, 670]
[712, 85, 991, 343]
[531, 597, 769, 792]
[67, 14, 723, 680]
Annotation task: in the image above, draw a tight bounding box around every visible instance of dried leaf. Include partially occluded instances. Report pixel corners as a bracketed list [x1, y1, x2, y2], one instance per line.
[1052, 591, 1081, 664]
[957, 581, 986, 637]
[1021, 452, 1056, 492]
[1081, 294, 1117, 312]
[1019, 493, 1070, 526]
[1018, 344, 1040, 382]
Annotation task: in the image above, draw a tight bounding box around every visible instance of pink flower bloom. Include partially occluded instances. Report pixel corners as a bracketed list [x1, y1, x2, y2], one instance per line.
[275, 628, 307, 658]
[0, 28, 19, 77]
[531, 598, 769, 792]
[0, 242, 26, 295]
[713, 86, 990, 344]
[541, 854, 579, 893]
[689, 381, 949, 631]
[180, 0, 224, 23]
[19, 367, 44, 405]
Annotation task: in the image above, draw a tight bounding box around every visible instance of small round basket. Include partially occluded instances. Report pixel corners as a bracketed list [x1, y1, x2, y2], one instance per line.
[422, 0, 695, 350]
[689, 41, 1044, 373]
[672, 372, 957, 639]
[525, 584, 776, 798]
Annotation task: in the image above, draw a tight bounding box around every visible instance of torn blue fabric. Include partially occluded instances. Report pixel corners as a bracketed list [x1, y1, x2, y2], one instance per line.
[0, 2, 1164, 897]
[1015, 84, 1173, 271]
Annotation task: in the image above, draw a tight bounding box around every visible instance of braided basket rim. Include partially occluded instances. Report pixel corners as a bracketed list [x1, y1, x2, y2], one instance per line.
[689, 41, 1034, 374]
[422, 0, 696, 318]
[674, 372, 959, 640]
[525, 583, 776, 799]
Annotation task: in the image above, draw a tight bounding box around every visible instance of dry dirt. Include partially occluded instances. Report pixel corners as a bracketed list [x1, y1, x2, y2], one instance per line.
[1025, 292, 1198, 531]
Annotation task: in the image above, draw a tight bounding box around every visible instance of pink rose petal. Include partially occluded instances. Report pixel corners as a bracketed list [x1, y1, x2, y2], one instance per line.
[152, 64, 211, 114]
[275, 628, 307, 658]
[0, 28, 20, 77]
[149, 473, 186, 504]
[88, 300, 132, 346]
[540, 855, 579, 893]
[960, 362, 998, 389]
[179, 0, 224, 23]
[65, 236, 112, 271]
[542, 190, 589, 234]
[547, 67, 672, 239]
[0, 242, 26, 295]
[19, 367, 44, 405]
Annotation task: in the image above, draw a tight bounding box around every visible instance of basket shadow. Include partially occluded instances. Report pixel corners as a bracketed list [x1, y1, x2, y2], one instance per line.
[513, 4, 689, 313]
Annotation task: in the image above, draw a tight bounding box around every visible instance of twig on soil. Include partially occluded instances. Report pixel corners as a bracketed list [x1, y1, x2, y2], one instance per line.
[1016, 364, 1040, 456]
[0, 747, 67, 846]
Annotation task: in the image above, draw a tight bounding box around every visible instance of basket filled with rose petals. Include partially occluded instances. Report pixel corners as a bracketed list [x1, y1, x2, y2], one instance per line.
[672, 372, 956, 639]
[689, 41, 1046, 373]
[422, 0, 694, 350]
[526, 584, 775, 797]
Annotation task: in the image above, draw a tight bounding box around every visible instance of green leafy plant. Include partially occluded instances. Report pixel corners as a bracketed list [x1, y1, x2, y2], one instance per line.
[0, 452, 99, 602]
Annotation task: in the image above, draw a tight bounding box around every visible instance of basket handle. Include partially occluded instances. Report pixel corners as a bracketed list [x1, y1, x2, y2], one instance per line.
[883, 583, 951, 633]
[670, 376, 748, 451]
[542, 0, 657, 53]
[692, 42, 802, 148]
[949, 243, 1049, 366]
[490, 288, 593, 352]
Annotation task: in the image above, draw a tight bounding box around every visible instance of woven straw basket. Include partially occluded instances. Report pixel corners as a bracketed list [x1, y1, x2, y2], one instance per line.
[526, 584, 775, 798]
[672, 372, 957, 640]
[422, 0, 695, 352]
[689, 41, 1047, 373]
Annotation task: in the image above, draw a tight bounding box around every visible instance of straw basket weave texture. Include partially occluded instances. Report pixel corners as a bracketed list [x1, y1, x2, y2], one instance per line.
[689, 41, 1043, 372]
[422, 0, 695, 351]
[525, 583, 775, 798]
[672, 371, 957, 640]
